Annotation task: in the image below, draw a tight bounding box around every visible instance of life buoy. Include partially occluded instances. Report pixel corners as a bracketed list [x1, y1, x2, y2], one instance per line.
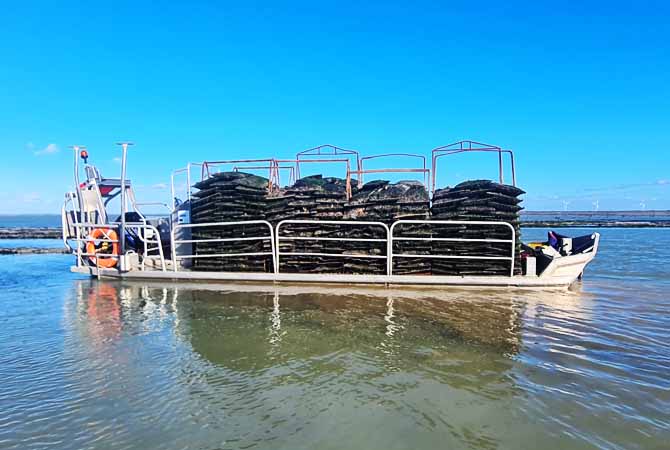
[86, 228, 120, 268]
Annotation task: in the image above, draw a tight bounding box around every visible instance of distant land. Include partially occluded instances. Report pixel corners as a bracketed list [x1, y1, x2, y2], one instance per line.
[1, 211, 670, 229]
[523, 210, 670, 217]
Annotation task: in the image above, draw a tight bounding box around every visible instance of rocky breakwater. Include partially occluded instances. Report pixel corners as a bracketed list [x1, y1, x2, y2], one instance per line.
[0, 227, 61, 239]
[0, 247, 68, 255]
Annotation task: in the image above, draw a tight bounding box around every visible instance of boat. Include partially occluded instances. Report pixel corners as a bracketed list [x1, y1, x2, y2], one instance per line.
[61, 141, 600, 289]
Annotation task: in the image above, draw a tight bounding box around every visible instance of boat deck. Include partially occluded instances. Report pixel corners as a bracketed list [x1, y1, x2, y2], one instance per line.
[71, 265, 578, 288]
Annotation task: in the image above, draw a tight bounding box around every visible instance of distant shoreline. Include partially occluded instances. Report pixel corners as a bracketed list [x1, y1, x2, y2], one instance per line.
[522, 210, 670, 217]
[521, 221, 670, 228]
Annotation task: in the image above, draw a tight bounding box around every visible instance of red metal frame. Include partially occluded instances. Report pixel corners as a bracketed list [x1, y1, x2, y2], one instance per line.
[431, 140, 516, 194]
[295, 144, 361, 180]
[194, 141, 516, 198]
[352, 153, 430, 188]
[232, 164, 296, 188]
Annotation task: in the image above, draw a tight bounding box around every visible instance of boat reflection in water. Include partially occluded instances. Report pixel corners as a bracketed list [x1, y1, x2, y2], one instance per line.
[68, 279, 594, 449]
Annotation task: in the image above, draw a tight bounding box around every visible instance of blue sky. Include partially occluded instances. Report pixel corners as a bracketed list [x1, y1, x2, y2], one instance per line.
[1, 0, 668, 213]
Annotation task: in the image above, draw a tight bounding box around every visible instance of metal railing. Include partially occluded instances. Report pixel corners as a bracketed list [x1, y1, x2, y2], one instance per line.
[170, 220, 275, 272]
[389, 220, 516, 277]
[71, 219, 516, 279]
[170, 162, 204, 206]
[275, 220, 391, 275]
[70, 222, 166, 271]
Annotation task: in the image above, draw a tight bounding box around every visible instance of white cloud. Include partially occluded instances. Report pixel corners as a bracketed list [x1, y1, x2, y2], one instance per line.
[112, 157, 122, 164]
[34, 143, 59, 156]
[657, 179, 669, 185]
[152, 183, 168, 190]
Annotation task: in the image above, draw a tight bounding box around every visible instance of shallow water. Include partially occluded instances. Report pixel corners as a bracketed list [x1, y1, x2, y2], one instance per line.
[1, 228, 668, 450]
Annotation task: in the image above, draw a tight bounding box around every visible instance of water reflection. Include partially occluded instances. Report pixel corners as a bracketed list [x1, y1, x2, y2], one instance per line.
[67, 280, 546, 449]
[72, 280, 537, 360]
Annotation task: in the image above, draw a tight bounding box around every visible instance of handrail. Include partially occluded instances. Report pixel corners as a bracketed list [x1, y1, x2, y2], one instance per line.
[275, 219, 391, 275]
[70, 222, 166, 271]
[70, 218, 519, 278]
[389, 220, 515, 277]
[135, 202, 171, 213]
[170, 162, 204, 208]
[170, 220, 275, 272]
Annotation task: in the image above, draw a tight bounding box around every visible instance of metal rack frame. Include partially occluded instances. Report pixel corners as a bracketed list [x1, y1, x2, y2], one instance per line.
[431, 140, 517, 194]
[352, 153, 430, 187]
[295, 144, 361, 180]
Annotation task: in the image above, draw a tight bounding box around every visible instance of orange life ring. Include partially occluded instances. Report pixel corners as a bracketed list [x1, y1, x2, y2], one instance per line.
[86, 228, 120, 268]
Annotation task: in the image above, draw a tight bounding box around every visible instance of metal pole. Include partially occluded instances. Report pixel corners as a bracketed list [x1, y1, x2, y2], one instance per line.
[498, 149, 504, 184]
[187, 162, 192, 201]
[116, 142, 134, 271]
[70, 145, 85, 220]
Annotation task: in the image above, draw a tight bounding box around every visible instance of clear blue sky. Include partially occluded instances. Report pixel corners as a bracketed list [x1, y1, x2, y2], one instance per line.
[1, 0, 668, 213]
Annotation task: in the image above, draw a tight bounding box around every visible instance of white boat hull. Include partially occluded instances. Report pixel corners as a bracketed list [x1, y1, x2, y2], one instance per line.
[71, 246, 596, 289]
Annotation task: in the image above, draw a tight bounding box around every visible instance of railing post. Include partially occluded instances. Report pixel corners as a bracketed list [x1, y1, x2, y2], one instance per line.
[275, 222, 281, 274]
[171, 224, 179, 272]
[387, 223, 393, 277]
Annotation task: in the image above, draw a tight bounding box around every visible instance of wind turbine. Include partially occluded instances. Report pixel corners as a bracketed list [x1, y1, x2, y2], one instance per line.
[639, 200, 646, 210]
[562, 200, 571, 212]
[592, 199, 599, 211]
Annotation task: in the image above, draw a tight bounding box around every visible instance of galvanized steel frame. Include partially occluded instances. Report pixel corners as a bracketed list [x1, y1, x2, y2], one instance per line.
[167, 219, 515, 279]
[389, 220, 516, 278]
[170, 220, 276, 272]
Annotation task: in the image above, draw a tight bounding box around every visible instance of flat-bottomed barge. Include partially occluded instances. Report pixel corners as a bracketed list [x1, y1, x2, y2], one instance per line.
[62, 141, 600, 289]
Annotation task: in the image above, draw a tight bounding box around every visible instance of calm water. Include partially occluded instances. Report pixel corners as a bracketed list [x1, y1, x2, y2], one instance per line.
[1, 228, 668, 450]
[0, 214, 61, 228]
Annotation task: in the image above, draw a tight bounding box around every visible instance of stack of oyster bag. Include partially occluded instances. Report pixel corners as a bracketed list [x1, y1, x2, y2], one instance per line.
[189, 172, 273, 272]
[266, 175, 353, 274]
[344, 180, 431, 275]
[430, 180, 524, 276]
